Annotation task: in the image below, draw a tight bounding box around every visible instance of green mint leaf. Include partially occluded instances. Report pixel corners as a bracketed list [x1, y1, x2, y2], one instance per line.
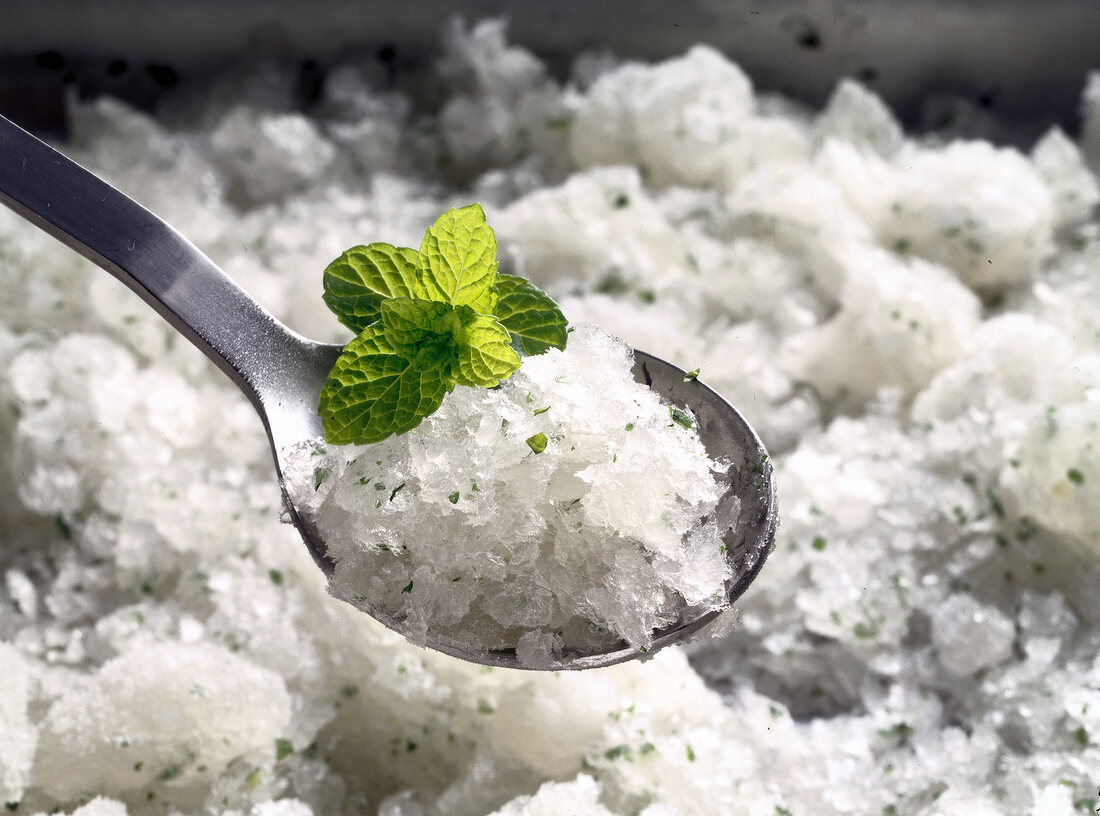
[451, 311, 521, 388]
[417, 203, 498, 314]
[526, 432, 548, 454]
[322, 243, 425, 333]
[682, 368, 700, 382]
[495, 273, 568, 354]
[319, 324, 449, 445]
[380, 297, 455, 350]
[448, 491, 460, 504]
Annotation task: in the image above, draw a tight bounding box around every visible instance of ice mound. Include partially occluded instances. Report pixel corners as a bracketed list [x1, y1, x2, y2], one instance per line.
[571, 45, 807, 191]
[33, 643, 292, 803]
[283, 326, 730, 664]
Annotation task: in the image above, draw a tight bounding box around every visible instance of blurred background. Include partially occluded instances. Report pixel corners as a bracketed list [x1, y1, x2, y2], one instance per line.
[2, 0, 1098, 140]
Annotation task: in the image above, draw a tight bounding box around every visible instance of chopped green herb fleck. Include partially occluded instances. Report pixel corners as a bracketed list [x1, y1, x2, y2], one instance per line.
[669, 405, 695, 430]
[853, 621, 878, 639]
[275, 738, 294, 761]
[685, 745, 696, 762]
[604, 744, 632, 761]
[245, 767, 262, 788]
[313, 466, 330, 491]
[812, 536, 827, 551]
[625, 422, 634, 431]
[878, 722, 914, 742]
[639, 742, 656, 755]
[268, 569, 284, 585]
[390, 482, 406, 501]
[133, 761, 144, 772]
[401, 580, 414, 594]
[1067, 468, 1084, 485]
[477, 698, 495, 714]
[1073, 726, 1087, 746]
[682, 368, 700, 382]
[526, 432, 548, 454]
[448, 491, 460, 504]
[612, 193, 630, 209]
[156, 763, 184, 782]
[533, 405, 550, 415]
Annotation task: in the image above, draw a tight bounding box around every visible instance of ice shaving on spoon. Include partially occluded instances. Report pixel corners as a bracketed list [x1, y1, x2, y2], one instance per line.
[281, 204, 732, 667]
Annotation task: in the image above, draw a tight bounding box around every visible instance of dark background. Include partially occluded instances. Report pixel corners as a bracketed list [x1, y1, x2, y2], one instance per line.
[1, 0, 1097, 139]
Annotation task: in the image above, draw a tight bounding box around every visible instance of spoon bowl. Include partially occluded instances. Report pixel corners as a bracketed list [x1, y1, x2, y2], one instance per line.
[0, 113, 777, 670]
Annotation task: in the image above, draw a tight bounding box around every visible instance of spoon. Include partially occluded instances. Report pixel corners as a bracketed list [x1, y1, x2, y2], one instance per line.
[0, 113, 777, 670]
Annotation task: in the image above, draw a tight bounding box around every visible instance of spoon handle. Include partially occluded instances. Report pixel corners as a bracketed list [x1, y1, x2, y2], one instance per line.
[0, 113, 329, 418]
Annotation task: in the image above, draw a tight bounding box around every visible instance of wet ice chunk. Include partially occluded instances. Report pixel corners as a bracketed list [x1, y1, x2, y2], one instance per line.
[931, 594, 1015, 677]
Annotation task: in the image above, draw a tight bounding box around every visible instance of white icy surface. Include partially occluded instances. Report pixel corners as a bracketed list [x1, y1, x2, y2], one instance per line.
[1, 17, 1098, 816]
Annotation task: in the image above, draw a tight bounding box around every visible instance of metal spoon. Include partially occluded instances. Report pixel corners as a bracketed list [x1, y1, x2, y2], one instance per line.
[0, 113, 777, 670]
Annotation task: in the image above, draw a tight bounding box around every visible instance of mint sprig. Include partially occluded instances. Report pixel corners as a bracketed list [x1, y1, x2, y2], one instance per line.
[319, 203, 568, 445]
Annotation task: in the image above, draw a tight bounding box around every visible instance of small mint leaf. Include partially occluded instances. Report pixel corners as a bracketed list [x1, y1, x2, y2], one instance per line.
[495, 273, 568, 355]
[417, 203, 498, 314]
[319, 325, 449, 445]
[322, 243, 425, 333]
[526, 433, 548, 454]
[453, 312, 520, 388]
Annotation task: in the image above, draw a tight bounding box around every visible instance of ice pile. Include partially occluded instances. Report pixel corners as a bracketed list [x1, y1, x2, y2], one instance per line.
[1, 16, 1099, 816]
[282, 326, 729, 665]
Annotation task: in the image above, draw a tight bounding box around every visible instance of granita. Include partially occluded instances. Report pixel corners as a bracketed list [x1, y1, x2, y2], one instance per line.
[283, 325, 731, 666]
[0, 17, 1098, 816]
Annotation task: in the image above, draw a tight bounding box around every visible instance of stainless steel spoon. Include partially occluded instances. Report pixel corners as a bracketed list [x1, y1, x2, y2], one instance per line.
[0, 113, 777, 670]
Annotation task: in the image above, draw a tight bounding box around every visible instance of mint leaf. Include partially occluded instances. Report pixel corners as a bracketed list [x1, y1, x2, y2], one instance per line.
[319, 204, 570, 446]
[380, 297, 455, 350]
[319, 324, 450, 445]
[323, 243, 425, 333]
[418, 204, 498, 314]
[495, 273, 568, 354]
[452, 311, 520, 388]
[526, 432, 548, 454]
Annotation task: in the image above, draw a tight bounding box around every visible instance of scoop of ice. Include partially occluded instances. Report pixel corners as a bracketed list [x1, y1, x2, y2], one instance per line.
[283, 326, 730, 663]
